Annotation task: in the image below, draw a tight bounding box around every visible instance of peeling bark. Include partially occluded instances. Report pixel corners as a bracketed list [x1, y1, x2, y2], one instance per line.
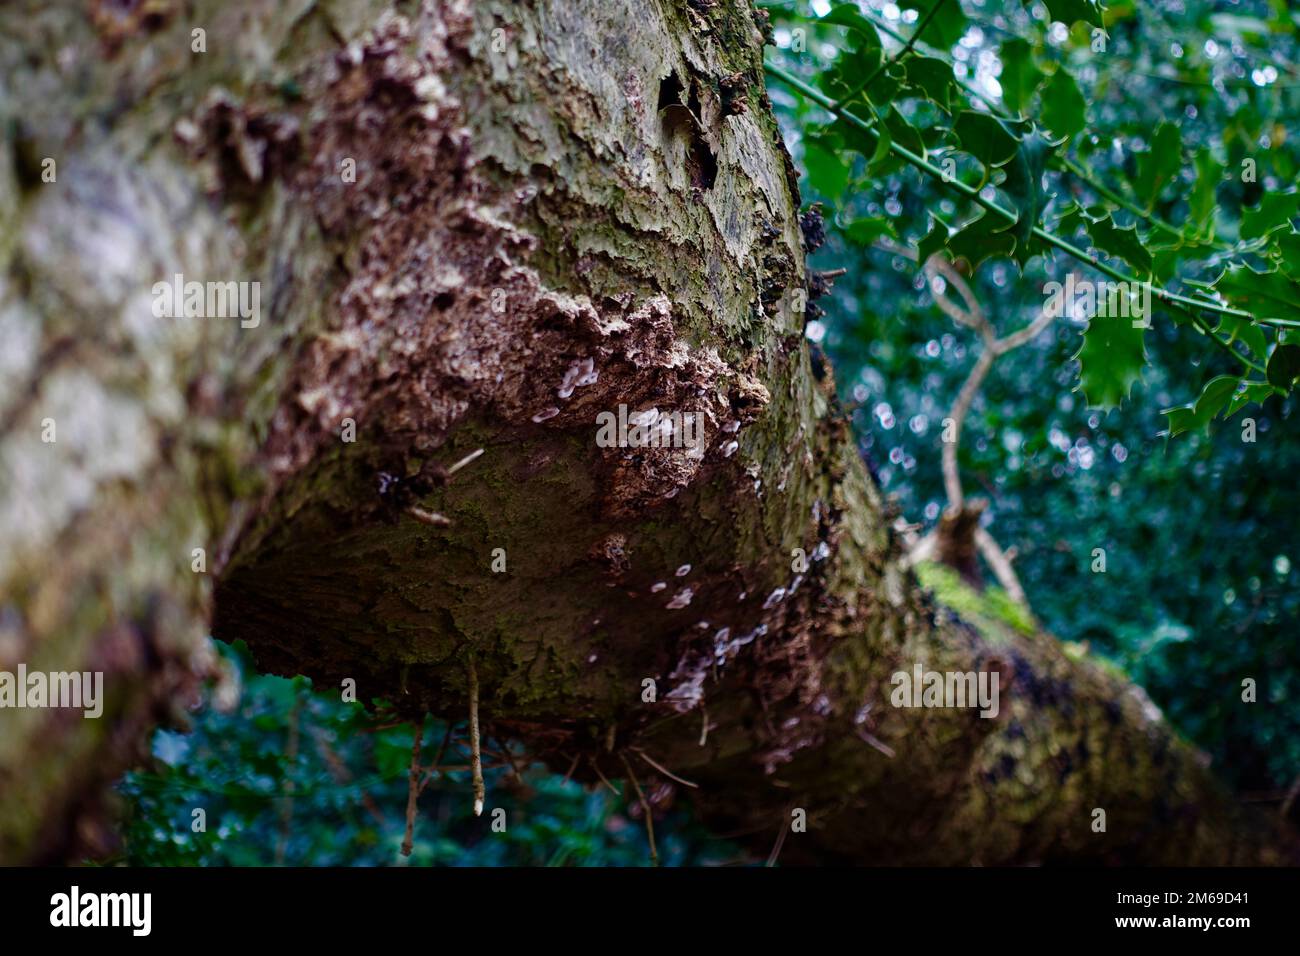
[0, 0, 1291, 864]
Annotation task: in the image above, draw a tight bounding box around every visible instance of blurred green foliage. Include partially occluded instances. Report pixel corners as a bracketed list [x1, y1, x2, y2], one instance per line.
[117, 642, 740, 866]
[768, 0, 1299, 793]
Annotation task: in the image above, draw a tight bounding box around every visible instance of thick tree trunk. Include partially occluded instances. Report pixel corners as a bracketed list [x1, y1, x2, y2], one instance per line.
[0, 0, 1289, 864]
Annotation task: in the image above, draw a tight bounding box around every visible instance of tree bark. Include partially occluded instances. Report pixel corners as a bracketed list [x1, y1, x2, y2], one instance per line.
[0, 0, 1289, 864]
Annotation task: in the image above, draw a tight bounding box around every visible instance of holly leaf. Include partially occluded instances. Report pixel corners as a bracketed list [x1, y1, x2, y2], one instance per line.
[1225, 380, 1277, 418]
[1074, 314, 1147, 408]
[803, 137, 850, 201]
[1188, 147, 1224, 233]
[1086, 214, 1153, 274]
[953, 110, 1027, 171]
[923, 0, 970, 49]
[1241, 191, 1300, 240]
[917, 215, 952, 264]
[1038, 0, 1106, 28]
[1216, 314, 1269, 361]
[1040, 68, 1087, 140]
[820, 3, 884, 43]
[948, 211, 1018, 269]
[1275, 229, 1300, 280]
[1160, 375, 1239, 436]
[1266, 343, 1300, 389]
[1134, 122, 1182, 211]
[994, 128, 1055, 264]
[1211, 263, 1300, 327]
[844, 216, 898, 246]
[999, 40, 1043, 117]
[903, 56, 959, 112]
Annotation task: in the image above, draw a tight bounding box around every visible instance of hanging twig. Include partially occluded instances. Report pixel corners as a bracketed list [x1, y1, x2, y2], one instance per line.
[561, 752, 581, 785]
[765, 804, 795, 868]
[631, 748, 700, 789]
[468, 657, 484, 817]
[589, 755, 621, 797]
[620, 753, 659, 867]
[400, 716, 426, 857]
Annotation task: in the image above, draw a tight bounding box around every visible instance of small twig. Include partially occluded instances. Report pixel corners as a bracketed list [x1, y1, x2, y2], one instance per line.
[699, 704, 709, 747]
[561, 752, 581, 785]
[855, 726, 896, 759]
[445, 447, 485, 476]
[974, 527, 1030, 609]
[620, 753, 659, 867]
[632, 748, 700, 789]
[313, 728, 387, 826]
[400, 716, 426, 857]
[468, 657, 485, 817]
[589, 756, 621, 797]
[765, 809, 791, 868]
[1281, 773, 1300, 822]
[406, 506, 451, 527]
[417, 722, 456, 795]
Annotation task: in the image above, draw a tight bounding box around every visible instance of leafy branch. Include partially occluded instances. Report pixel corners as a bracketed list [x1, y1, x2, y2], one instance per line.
[765, 63, 1272, 378]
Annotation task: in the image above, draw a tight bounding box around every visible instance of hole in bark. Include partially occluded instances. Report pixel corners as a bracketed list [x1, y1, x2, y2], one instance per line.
[655, 70, 717, 192]
[657, 70, 685, 110]
[433, 292, 456, 310]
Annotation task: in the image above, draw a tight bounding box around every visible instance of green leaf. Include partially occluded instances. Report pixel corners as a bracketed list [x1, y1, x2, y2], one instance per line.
[1039, 69, 1087, 140]
[1188, 147, 1224, 232]
[866, 116, 895, 173]
[820, 45, 885, 103]
[917, 215, 952, 264]
[883, 106, 927, 159]
[1074, 314, 1147, 408]
[844, 216, 898, 246]
[1160, 375, 1239, 436]
[1134, 122, 1183, 211]
[998, 40, 1042, 116]
[1086, 214, 1153, 273]
[995, 129, 1055, 264]
[903, 56, 958, 112]
[1038, 0, 1106, 28]
[1275, 229, 1300, 281]
[803, 138, 850, 201]
[1241, 191, 1300, 240]
[1212, 263, 1300, 327]
[1266, 343, 1300, 389]
[820, 3, 883, 43]
[921, 0, 969, 49]
[1216, 314, 1269, 361]
[953, 110, 1026, 170]
[1225, 380, 1276, 418]
[948, 211, 1018, 269]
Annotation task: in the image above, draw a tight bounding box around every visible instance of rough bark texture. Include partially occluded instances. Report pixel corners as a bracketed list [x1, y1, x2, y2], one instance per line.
[0, 0, 1290, 864]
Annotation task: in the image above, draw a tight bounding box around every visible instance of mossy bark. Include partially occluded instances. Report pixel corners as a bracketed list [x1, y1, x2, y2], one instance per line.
[0, 0, 1289, 864]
